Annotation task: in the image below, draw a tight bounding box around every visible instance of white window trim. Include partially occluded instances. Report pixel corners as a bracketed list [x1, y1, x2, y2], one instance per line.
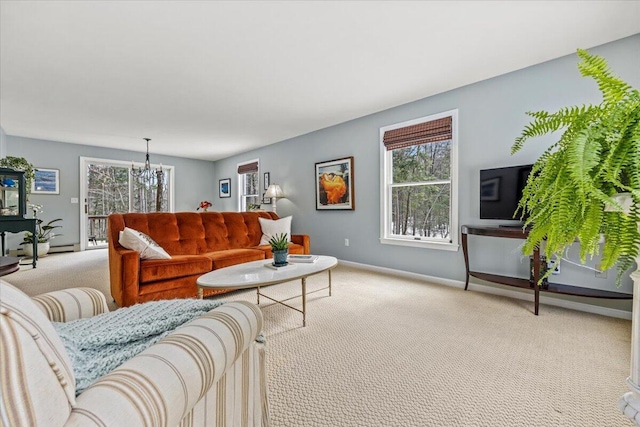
[237, 158, 260, 212]
[379, 109, 459, 251]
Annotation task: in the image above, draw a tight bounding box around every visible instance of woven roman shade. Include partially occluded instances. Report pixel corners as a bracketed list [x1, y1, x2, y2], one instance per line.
[383, 116, 452, 151]
[237, 161, 259, 174]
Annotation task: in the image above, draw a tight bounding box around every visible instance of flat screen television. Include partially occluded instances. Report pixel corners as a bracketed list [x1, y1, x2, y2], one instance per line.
[480, 164, 533, 221]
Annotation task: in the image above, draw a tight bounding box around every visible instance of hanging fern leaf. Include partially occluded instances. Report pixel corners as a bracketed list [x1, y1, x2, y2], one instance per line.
[512, 50, 640, 286]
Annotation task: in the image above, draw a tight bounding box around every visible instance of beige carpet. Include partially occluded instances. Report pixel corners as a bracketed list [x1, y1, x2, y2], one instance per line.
[6, 250, 633, 426]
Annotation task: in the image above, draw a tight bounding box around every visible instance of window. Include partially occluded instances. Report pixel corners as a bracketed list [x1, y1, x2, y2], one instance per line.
[380, 110, 458, 251]
[237, 160, 260, 211]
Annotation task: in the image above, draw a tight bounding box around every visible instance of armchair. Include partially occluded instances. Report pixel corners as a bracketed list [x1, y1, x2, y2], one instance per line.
[0, 281, 269, 426]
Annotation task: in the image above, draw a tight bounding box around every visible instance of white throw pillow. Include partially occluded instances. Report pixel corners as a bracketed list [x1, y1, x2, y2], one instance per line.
[118, 227, 171, 260]
[259, 216, 292, 245]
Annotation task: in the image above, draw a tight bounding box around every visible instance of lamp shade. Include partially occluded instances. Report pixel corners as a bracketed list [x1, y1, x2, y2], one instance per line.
[264, 184, 284, 199]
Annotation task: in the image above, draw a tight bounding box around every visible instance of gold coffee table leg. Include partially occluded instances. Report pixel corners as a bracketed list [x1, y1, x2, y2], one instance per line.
[198, 286, 203, 299]
[329, 270, 332, 296]
[257, 286, 260, 305]
[302, 277, 307, 327]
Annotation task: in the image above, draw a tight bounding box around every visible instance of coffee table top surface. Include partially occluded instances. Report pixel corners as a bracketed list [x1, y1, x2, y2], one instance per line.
[197, 255, 338, 289]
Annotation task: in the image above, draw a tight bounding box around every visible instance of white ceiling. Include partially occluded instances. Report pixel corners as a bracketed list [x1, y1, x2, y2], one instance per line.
[1, 1, 639, 161]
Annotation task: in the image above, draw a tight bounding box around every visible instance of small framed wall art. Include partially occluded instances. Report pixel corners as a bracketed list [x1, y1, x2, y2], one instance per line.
[219, 178, 231, 198]
[32, 168, 60, 194]
[315, 156, 354, 210]
[264, 172, 270, 190]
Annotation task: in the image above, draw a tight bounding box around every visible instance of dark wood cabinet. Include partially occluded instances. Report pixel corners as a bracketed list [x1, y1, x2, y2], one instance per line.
[461, 225, 630, 315]
[0, 168, 36, 267]
[0, 167, 27, 218]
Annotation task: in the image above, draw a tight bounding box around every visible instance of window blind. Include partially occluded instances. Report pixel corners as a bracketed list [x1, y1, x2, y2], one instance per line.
[237, 161, 259, 174]
[383, 116, 452, 151]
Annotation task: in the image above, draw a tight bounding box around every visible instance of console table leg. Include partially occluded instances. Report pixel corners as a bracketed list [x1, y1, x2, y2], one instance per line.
[533, 248, 540, 315]
[32, 239, 37, 268]
[462, 232, 470, 291]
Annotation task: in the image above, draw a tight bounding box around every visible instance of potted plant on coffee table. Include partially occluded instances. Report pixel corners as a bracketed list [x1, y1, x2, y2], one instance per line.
[510, 49, 639, 423]
[268, 233, 289, 267]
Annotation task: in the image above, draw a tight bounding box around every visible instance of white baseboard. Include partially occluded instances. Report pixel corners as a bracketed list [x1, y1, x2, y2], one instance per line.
[10, 244, 78, 256]
[338, 259, 632, 320]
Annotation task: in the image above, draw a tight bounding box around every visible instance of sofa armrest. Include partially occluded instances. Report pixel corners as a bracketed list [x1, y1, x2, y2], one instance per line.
[291, 234, 310, 254]
[108, 246, 141, 307]
[32, 288, 110, 322]
[65, 301, 264, 427]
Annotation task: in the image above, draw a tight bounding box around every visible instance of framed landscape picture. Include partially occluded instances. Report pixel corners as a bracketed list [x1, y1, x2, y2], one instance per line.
[315, 156, 354, 210]
[219, 178, 231, 198]
[32, 168, 60, 194]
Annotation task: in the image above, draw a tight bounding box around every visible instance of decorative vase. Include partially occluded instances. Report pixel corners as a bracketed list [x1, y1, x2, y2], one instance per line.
[23, 242, 50, 258]
[272, 249, 288, 267]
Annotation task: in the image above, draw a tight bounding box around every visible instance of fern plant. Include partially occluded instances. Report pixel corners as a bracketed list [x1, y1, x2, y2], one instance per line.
[511, 49, 640, 284]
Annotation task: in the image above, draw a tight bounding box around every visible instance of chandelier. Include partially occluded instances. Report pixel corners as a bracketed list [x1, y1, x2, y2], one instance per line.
[131, 138, 165, 212]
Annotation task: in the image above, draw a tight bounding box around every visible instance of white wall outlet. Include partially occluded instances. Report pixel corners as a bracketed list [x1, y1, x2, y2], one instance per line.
[70, 198, 79, 204]
[548, 258, 560, 275]
[344, 238, 349, 246]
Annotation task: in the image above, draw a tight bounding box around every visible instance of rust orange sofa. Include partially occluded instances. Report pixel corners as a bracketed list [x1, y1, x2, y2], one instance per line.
[107, 211, 310, 307]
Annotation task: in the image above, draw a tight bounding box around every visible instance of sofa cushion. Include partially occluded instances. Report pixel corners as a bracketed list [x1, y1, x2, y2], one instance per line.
[119, 227, 171, 260]
[140, 255, 212, 284]
[204, 249, 266, 269]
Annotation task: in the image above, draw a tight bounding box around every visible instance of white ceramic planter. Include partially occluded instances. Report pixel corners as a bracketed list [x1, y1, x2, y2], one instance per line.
[23, 242, 50, 258]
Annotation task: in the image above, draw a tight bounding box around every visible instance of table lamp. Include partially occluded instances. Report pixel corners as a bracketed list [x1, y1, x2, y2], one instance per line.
[264, 184, 284, 213]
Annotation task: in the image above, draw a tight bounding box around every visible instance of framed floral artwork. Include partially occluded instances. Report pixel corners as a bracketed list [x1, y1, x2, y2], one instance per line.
[315, 156, 354, 210]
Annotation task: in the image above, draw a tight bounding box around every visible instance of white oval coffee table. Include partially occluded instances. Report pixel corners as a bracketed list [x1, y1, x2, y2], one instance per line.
[197, 255, 338, 326]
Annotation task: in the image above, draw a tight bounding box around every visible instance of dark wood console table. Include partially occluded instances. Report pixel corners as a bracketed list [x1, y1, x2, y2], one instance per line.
[461, 225, 631, 315]
[0, 218, 37, 268]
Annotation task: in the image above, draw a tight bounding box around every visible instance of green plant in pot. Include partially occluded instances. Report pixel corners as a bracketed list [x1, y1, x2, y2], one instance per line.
[21, 204, 62, 257]
[0, 156, 35, 195]
[268, 233, 289, 266]
[511, 49, 639, 284]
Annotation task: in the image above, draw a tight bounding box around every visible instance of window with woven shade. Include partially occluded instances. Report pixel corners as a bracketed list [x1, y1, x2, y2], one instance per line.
[237, 159, 260, 212]
[379, 110, 459, 250]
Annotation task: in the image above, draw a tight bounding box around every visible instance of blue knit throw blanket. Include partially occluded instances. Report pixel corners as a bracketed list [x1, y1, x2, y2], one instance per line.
[53, 299, 224, 394]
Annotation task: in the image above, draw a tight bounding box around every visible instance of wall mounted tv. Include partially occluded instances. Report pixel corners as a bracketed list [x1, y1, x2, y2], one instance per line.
[480, 164, 533, 220]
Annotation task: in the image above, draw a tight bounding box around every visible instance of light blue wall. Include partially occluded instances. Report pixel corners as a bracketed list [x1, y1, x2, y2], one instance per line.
[0, 126, 6, 158]
[5, 136, 216, 249]
[214, 34, 640, 309]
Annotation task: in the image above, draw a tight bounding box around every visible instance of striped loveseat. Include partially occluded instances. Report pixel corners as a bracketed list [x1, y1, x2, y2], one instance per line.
[0, 281, 269, 426]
